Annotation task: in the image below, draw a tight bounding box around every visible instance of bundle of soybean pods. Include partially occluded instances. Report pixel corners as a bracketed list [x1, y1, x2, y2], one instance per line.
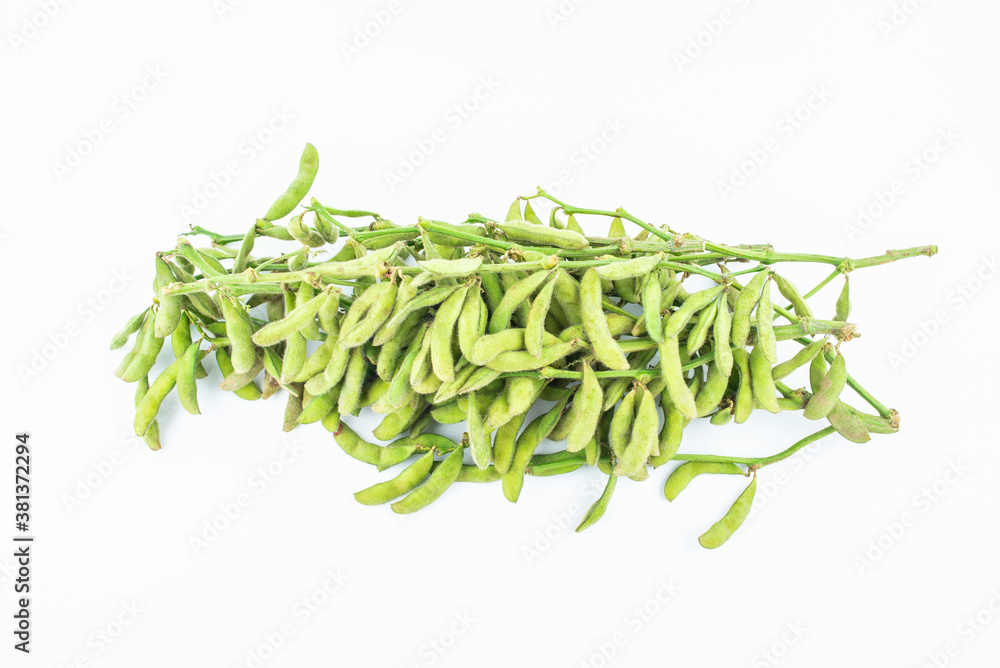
[113, 144, 938, 548]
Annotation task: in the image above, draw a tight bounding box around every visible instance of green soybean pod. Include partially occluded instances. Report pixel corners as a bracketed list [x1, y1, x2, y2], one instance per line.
[809, 346, 829, 391]
[456, 283, 483, 361]
[177, 341, 203, 415]
[576, 473, 618, 533]
[373, 396, 426, 441]
[608, 215, 626, 238]
[773, 273, 813, 318]
[568, 363, 603, 453]
[252, 291, 327, 346]
[695, 362, 729, 417]
[595, 252, 664, 281]
[834, 276, 851, 322]
[134, 359, 181, 436]
[608, 387, 636, 460]
[732, 348, 754, 424]
[263, 143, 319, 221]
[467, 391, 491, 469]
[845, 405, 899, 435]
[418, 257, 483, 276]
[710, 406, 733, 425]
[470, 329, 527, 365]
[755, 278, 778, 363]
[172, 315, 206, 380]
[771, 339, 826, 381]
[120, 316, 165, 383]
[613, 277, 640, 304]
[651, 392, 686, 467]
[713, 292, 734, 376]
[497, 221, 589, 250]
[282, 389, 304, 431]
[215, 348, 262, 400]
[698, 477, 757, 549]
[749, 345, 781, 414]
[580, 269, 630, 371]
[430, 285, 469, 383]
[485, 340, 579, 372]
[218, 350, 264, 391]
[664, 461, 744, 501]
[731, 270, 770, 347]
[505, 377, 545, 418]
[372, 277, 415, 345]
[643, 270, 664, 344]
[458, 365, 503, 396]
[336, 347, 366, 416]
[318, 287, 342, 335]
[390, 444, 465, 515]
[525, 275, 557, 357]
[492, 412, 526, 475]
[133, 377, 161, 451]
[354, 451, 435, 506]
[488, 270, 551, 334]
[111, 308, 149, 351]
[340, 281, 398, 348]
[298, 385, 340, 424]
[615, 385, 658, 481]
[827, 401, 872, 443]
[523, 200, 543, 225]
[389, 324, 428, 408]
[176, 238, 226, 277]
[686, 296, 719, 357]
[233, 223, 257, 273]
[803, 352, 847, 420]
[334, 422, 417, 467]
[380, 284, 458, 341]
[292, 283, 321, 340]
[479, 271, 504, 314]
[219, 295, 256, 374]
[663, 285, 725, 339]
[502, 395, 569, 502]
[281, 332, 307, 385]
[658, 334, 697, 419]
[376, 310, 422, 382]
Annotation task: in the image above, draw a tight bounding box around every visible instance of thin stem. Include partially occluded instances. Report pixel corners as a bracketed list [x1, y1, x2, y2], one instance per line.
[804, 266, 843, 300]
[673, 426, 836, 468]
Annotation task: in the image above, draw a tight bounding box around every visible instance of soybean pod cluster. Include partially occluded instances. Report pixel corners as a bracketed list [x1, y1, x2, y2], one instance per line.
[112, 144, 937, 548]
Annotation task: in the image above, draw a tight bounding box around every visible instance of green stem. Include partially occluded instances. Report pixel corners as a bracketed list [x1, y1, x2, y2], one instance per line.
[803, 266, 843, 300]
[673, 426, 836, 468]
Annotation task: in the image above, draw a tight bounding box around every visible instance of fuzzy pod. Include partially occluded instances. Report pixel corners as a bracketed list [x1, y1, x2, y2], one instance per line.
[429, 285, 469, 383]
[567, 363, 604, 453]
[663, 461, 744, 502]
[252, 291, 328, 346]
[263, 143, 319, 221]
[497, 221, 589, 249]
[755, 278, 777, 364]
[390, 444, 464, 515]
[595, 252, 663, 281]
[749, 345, 780, 414]
[580, 269, 630, 370]
[489, 270, 552, 334]
[663, 285, 725, 339]
[698, 477, 757, 549]
[731, 270, 770, 348]
[658, 334, 697, 419]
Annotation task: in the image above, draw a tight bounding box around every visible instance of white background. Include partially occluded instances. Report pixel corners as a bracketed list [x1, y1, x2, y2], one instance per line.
[3, 0, 1000, 666]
